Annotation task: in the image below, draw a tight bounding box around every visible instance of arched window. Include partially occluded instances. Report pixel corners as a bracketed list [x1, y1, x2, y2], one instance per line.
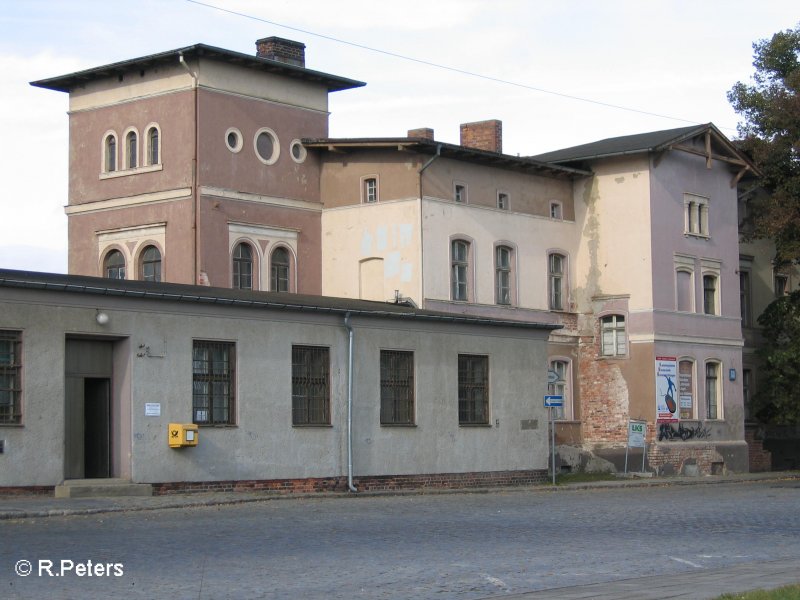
[549, 253, 566, 310]
[451, 239, 470, 301]
[126, 130, 137, 169]
[146, 126, 160, 165]
[104, 134, 117, 172]
[270, 247, 290, 292]
[495, 245, 513, 305]
[232, 243, 254, 290]
[548, 359, 572, 420]
[104, 249, 125, 279]
[140, 245, 161, 282]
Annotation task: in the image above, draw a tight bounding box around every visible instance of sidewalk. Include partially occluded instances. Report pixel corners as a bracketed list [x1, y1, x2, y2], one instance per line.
[1, 470, 798, 521]
[489, 557, 800, 599]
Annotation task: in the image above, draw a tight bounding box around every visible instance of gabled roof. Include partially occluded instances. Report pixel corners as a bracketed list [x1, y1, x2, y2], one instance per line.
[303, 137, 591, 179]
[0, 269, 559, 331]
[530, 123, 760, 183]
[30, 44, 365, 93]
[531, 125, 703, 163]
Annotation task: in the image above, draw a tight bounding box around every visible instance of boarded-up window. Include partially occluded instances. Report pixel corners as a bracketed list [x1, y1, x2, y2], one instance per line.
[679, 360, 694, 419]
[676, 270, 693, 312]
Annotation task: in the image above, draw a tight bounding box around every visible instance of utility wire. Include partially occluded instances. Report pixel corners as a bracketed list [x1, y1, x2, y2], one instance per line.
[185, 0, 736, 132]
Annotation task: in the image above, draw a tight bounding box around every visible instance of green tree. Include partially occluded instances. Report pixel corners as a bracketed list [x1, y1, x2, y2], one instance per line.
[728, 24, 800, 264]
[753, 290, 800, 424]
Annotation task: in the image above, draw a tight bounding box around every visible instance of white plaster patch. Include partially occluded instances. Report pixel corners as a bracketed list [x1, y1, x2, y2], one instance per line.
[360, 230, 373, 256]
[398, 223, 413, 247]
[376, 226, 388, 251]
[385, 252, 401, 278]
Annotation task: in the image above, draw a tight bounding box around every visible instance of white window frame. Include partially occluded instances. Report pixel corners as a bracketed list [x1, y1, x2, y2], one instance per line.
[361, 175, 379, 204]
[289, 139, 307, 163]
[548, 251, 567, 311]
[144, 123, 161, 166]
[550, 201, 563, 220]
[704, 360, 723, 420]
[253, 127, 280, 165]
[600, 314, 627, 357]
[101, 130, 118, 174]
[494, 244, 514, 306]
[122, 126, 139, 170]
[225, 127, 243, 153]
[454, 182, 468, 204]
[450, 238, 472, 302]
[684, 193, 710, 237]
[496, 191, 509, 210]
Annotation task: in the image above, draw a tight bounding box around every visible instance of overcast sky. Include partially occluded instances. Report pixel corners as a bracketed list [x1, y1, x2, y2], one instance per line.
[0, 0, 796, 273]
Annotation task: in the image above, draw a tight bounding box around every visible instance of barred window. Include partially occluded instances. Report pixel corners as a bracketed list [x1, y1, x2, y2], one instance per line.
[292, 345, 330, 425]
[192, 341, 235, 425]
[0, 330, 22, 425]
[380, 350, 414, 425]
[458, 354, 489, 425]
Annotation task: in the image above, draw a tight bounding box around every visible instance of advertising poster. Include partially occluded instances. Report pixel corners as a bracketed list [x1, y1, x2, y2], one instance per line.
[655, 356, 678, 422]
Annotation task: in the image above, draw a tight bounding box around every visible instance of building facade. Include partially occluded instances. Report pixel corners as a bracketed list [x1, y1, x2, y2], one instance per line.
[0, 270, 553, 491]
[27, 36, 768, 477]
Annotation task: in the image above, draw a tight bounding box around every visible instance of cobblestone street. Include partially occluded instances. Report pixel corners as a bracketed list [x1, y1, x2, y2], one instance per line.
[2, 481, 800, 599]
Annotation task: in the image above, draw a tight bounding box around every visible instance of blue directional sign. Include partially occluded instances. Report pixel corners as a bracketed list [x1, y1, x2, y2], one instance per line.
[544, 395, 564, 407]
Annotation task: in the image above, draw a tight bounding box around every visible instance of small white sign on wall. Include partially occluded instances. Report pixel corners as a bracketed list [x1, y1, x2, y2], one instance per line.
[145, 403, 161, 417]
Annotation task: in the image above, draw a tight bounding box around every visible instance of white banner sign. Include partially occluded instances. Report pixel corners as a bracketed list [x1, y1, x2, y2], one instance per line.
[655, 356, 678, 422]
[628, 421, 646, 448]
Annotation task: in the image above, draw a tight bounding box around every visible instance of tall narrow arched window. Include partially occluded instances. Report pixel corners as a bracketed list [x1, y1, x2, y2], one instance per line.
[104, 134, 117, 172]
[147, 126, 160, 165]
[140, 245, 162, 282]
[549, 253, 566, 310]
[126, 131, 137, 169]
[271, 247, 290, 292]
[104, 249, 125, 279]
[232, 243, 253, 290]
[495, 245, 512, 305]
[451, 240, 470, 301]
[703, 274, 717, 315]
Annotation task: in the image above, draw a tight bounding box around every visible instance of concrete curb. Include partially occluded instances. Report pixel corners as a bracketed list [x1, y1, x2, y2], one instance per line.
[1, 471, 798, 521]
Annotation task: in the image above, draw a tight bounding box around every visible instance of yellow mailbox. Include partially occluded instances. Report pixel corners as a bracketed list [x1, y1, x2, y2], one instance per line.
[168, 423, 199, 448]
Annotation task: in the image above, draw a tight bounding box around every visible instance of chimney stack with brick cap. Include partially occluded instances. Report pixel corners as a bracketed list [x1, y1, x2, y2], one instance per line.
[459, 119, 502, 153]
[256, 37, 306, 68]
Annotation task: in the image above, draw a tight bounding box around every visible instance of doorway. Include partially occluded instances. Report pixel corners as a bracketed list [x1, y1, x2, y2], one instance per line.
[65, 339, 114, 479]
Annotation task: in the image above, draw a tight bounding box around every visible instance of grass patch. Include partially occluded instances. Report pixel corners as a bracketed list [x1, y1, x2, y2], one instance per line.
[715, 584, 800, 599]
[554, 472, 617, 485]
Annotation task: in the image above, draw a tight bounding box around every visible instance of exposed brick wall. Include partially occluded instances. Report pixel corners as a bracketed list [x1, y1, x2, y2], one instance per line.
[459, 120, 502, 153]
[745, 424, 772, 472]
[647, 444, 724, 475]
[152, 470, 548, 495]
[0, 486, 54, 497]
[255, 37, 306, 67]
[408, 127, 434, 140]
[577, 321, 629, 446]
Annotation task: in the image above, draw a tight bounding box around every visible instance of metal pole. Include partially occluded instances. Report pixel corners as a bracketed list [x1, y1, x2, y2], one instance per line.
[551, 406, 556, 485]
[624, 423, 630, 475]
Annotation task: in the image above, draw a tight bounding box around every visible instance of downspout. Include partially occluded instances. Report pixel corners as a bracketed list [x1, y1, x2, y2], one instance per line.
[179, 53, 199, 284]
[343, 312, 357, 492]
[417, 144, 441, 308]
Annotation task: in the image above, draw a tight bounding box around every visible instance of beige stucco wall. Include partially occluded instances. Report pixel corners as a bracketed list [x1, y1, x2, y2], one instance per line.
[321, 200, 422, 302]
[572, 156, 654, 312]
[421, 198, 579, 310]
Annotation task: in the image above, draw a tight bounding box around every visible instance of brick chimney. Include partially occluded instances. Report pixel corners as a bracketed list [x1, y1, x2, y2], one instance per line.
[256, 37, 306, 68]
[459, 119, 502, 153]
[407, 127, 434, 140]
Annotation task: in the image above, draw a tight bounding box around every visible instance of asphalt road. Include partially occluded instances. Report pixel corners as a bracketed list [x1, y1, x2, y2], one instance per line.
[2, 481, 800, 599]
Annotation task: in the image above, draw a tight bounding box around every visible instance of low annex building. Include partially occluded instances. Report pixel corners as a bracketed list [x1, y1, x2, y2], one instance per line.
[0, 270, 555, 493]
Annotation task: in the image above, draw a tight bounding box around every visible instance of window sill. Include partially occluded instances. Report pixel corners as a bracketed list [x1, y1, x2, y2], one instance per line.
[292, 424, 333, 428]
[597, 355, 628, 360]
[684, 232, 710, 240]
[459, 423, 492, 428]
[196, 423, 237, 428]
[0, 423, 23, 427]
[100, 163, 163, 180]
[380, 423, 417, 428]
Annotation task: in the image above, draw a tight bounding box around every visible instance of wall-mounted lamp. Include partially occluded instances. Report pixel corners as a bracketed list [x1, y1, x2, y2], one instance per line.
[96, 311, 110, 326]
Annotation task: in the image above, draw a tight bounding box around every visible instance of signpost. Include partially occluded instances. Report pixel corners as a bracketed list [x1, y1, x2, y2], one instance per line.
[544, 395, 563, 484]
[624, 419, 647, 474]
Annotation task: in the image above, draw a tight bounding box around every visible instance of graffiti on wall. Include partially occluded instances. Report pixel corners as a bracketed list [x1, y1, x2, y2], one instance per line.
[657, 422, 712, 442]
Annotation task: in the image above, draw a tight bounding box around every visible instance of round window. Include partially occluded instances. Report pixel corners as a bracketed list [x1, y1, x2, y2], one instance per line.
[225, 128, 243, 153]
[289, 139, 307, 163]
[254, 127, 280, 165]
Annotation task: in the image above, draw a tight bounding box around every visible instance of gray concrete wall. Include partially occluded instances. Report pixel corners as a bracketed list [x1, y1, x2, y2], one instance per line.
[0, 286, 550, 487]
